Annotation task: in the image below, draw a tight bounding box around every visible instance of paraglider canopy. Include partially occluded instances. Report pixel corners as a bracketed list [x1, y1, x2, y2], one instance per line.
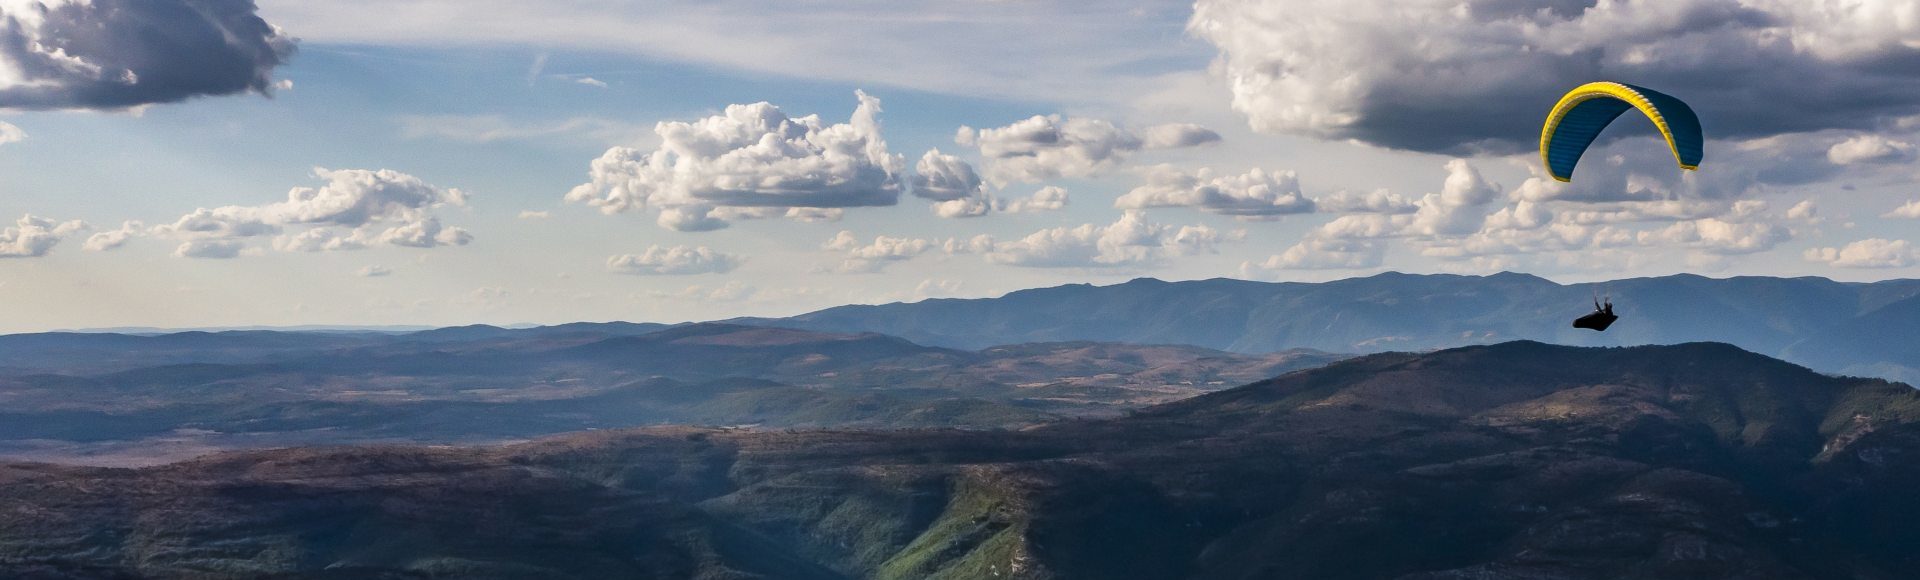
[1540, 81, 1703, 182]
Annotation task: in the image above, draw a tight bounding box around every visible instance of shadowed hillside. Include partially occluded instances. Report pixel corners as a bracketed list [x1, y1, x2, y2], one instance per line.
[4, 341, 1918, 579]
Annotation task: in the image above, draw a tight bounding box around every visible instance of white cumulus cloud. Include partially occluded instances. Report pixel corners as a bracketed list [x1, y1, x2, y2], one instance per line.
[1117, 165, 1315, 218]
[985, 210, 1231, 268]
[1786, 200, 1819, 222]
[607, 245, 744, 275]
[1885, 200, 1920, 219]
[956, 115, 1217, 184]
[566, 91, 903, 231]
[156, 168, 472, 258]
[82, 220, 142, 251]
[1639, 218, 1793, 255]
[1316, 189, 1417, 215]
[1828, 134, 1917, 165]
[822, 230, 937, 273]
[0, 214, 87, 258]
[1806, 238, 1920, 268]
[172, 239, 246, 259]
[1244, 238, 1385, 272]
[910, 148, 996, 218]
[998, 186, 1069, 213]
[1140, 123, 1223, 149]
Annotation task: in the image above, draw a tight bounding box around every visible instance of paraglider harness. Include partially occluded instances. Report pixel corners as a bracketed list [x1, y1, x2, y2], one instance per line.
[1573, 288, 1618, 331]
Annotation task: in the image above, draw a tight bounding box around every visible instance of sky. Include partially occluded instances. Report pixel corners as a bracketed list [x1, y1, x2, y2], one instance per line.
[1, 0, 1919, 332]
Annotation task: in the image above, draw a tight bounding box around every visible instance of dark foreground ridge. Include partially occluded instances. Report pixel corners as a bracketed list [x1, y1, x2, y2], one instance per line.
[4, 341, 1920, 579]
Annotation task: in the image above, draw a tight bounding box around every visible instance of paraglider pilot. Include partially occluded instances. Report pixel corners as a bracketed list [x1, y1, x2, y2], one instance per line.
[1573, 297, 1617, 331]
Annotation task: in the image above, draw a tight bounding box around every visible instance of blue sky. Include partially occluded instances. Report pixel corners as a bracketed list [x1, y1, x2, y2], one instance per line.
[2, 0, 1919, 332]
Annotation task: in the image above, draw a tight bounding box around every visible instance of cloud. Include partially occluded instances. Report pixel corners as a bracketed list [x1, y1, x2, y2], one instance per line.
[82, 220, 142, 251]
[956, 115, 1217, 183]
[372, 217, 471, 248]
[985, 210, 1231, 268]
[0, 214, 86, 258]
[156, 168, 472, 258]
[606, 245, 743, 275]
[1266, 160, 1737, 267]
[154, 207, 278, 240]
[1827, 134, 1917, 165]
[1638, 217, 1792, 255]
[261, 168, 467, 227]
[651, 280, 766, 303]
[1190, 0, 1920, 154]
[574, 76, 608, 88]
[931, 197, 993, 219]
[172, 239, 245, 259]
[357, 265, 392, 277]
[565, 91, 903, 231]
[1419, 221, 1637, 263]
[0, 0, 294, 110]
[1885, 200, 1920, 219]
[998, 186, 1069, 213]
[0, 121, 22, 145]
[1806, 238, 1920, 268]
[1244, 238, 1384, 272]
[1410, 159, 1501, 236]
[271, 228, 361, 252]
[1555, 200, 1744, 225]
[912, 279, 965, 300]
[526, 53, 548, 86]
[773, 207, 842, 222]
[942, 234, 995, 255]
[1316, 189, 1417, 215]
[1141, 123, 1222, 149]
[822, 230, 936, 273]
[1508, 132, 1866, 216]
[909, 148, 985, 201]
[1786, 199, 1819, 222]
[518, 210, 552, 219]
[1299, 159, 1502, 240]
[1116, 165, 1315, 218]
[909, 148, 996, 218]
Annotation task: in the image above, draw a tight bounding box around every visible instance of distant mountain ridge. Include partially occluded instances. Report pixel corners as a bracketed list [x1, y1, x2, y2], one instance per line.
[8, 272, 1920, 381]
[738, 272, 1920, 382]
[0, 322, 1341, 464]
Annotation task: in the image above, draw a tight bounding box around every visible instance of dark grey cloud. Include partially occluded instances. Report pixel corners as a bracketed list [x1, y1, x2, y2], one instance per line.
[0, 0, 294, 110]
[1192, 0, 1920, 155]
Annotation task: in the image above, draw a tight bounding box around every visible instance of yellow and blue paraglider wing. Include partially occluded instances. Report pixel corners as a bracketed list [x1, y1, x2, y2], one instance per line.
[1539, 82, 1703, 182]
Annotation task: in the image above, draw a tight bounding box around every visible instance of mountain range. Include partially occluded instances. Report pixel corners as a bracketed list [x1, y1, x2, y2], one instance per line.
[0, 322, 1337, 465]
[4, 341, 1916, 579]
[735, 272, 1920, 382]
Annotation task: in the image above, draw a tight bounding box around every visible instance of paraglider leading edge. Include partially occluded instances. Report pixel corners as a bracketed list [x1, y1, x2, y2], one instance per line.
[1540, 81, 1703, 182]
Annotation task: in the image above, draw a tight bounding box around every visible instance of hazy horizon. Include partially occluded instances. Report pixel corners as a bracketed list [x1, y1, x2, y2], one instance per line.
[10, 269, 1920, 335]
